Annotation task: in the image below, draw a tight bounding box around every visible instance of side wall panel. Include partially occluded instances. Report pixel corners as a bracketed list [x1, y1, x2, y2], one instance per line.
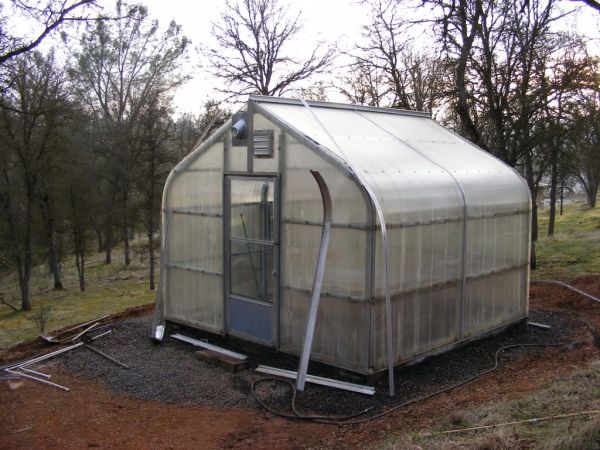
[279, 134, 371, 372]
[163, 139, 225, 331]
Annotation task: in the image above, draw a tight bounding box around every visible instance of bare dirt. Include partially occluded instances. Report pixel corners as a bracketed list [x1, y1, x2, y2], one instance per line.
[2, 276, 600, 449]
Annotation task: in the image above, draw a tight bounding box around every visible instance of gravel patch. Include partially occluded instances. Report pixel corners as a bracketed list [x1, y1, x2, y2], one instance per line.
[61, 308, 581, 414]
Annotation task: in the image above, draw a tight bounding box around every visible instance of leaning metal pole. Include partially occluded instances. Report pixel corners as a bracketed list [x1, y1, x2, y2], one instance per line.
[296, 170, 332, 392]
[296, 97, 396, 396]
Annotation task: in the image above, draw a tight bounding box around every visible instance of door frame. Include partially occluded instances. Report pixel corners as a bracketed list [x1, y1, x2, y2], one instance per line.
[223, 172, 280, 347]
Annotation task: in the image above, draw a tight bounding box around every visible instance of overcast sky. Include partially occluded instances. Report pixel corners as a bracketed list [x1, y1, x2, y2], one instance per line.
[72, 0, 600, 116]
[107, 0, 368, 115]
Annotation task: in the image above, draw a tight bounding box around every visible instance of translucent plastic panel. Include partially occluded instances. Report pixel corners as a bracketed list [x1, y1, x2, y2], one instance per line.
[279, 288, 370, 373]
[229, 179, 274, 241]
[165, 141, 224, 213]
[261, 103, 465, 227]
[226, 145, 246, 172]
[464, 268, 528, 335]
[467, 214, 529, 278]
[230, 240, 273, 302]
[167, 214, 222, 273]
[186, 140, 223, 170]
[282, 223, 367, 299]
[252, 113, 280, 173]
[371, 284, 461, 371]
[164, 268, 223, 332]
[361, 113, 530, 217]
[283, 137, 369, 225]
[373, 221, 463, 297]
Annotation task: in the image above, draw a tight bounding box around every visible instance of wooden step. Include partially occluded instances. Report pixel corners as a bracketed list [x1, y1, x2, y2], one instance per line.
[195, 350, 249, 373]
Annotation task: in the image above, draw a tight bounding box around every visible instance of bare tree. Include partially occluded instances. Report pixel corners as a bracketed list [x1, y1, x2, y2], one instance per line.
[575, 0, 600, 12]
[207, 0, 335, 99]
[0, 0, 99, 66]
[571, 93, 600, 208]
[136, 95, 176, 290]
[339, 59, 387, 107]
[349, 0, 448, 112]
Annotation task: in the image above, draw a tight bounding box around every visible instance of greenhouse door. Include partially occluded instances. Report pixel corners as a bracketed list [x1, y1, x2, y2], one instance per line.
[225, 175, 279, 346]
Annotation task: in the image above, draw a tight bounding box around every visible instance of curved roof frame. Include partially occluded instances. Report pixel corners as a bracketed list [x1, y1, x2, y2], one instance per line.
[251, 99, 399, 395]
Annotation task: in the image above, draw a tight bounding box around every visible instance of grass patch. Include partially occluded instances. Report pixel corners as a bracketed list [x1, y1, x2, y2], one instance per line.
[0, 246, 156, 349]
[378, 361, 600, 449]
[535, 202, 600, 280]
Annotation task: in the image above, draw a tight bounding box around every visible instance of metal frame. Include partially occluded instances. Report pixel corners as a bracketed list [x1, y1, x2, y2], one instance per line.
[249, 95, 430, 118]
[246, 101, 255, 172]
[223, 172, 281, 348]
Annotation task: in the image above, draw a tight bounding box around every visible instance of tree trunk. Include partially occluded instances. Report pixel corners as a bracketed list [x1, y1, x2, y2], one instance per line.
[588, 187, 598, 208]
[149, 229, 155, 290]
[21, 184, 34, 311]
[524, 152, 538, 272]
[560, 181, 564, 216]
[104, 220, 113, 264]
[122, 190, 131, 266]
[525, 153, 539, 243]
[79, 251, 85, 292]
[95, 225, 104, 253]
[39, 195, 63, 289]
[547, 155, 558, 237]
[104, 226, 113, 264]
[74, 231, 86, 292]
[123, 226, 131, 265]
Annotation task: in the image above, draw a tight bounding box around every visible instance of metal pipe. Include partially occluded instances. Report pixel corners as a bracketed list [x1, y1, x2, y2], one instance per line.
[2, 327, 111, 372]
[5, 369, 69, 392]
[257, 365, 375, 395]
[19, 367, 51, 379]
[296, 170, 332, 392]
[2, 342, 84, 371]
[84, 344, 129, 369]
[151, 211, 173, 341]
[170, 333, 248, 360]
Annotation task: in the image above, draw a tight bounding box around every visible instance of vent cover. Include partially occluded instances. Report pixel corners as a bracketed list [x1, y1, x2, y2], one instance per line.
[253, 129, 274, 157]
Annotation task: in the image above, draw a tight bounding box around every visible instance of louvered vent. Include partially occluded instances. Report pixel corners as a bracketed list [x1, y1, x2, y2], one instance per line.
[253, 129, 274, 157]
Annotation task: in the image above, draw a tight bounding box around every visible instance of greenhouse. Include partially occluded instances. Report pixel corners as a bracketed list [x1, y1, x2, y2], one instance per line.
[152, 96, 531, 379]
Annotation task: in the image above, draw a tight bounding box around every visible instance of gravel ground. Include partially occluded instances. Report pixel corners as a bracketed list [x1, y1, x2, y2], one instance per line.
[61, 308, 581, 416]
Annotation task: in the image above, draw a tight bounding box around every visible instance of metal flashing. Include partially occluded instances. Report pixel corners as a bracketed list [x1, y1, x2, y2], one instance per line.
[255, 365, 375, 395]
[171, 333, 248, 360]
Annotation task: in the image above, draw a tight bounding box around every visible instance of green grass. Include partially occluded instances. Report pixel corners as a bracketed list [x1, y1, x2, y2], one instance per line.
[0, 248, 156, 350]
[535, 202, 600, 280]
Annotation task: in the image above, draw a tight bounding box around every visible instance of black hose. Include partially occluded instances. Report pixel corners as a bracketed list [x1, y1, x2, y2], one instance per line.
[251, 342, 571, 425]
